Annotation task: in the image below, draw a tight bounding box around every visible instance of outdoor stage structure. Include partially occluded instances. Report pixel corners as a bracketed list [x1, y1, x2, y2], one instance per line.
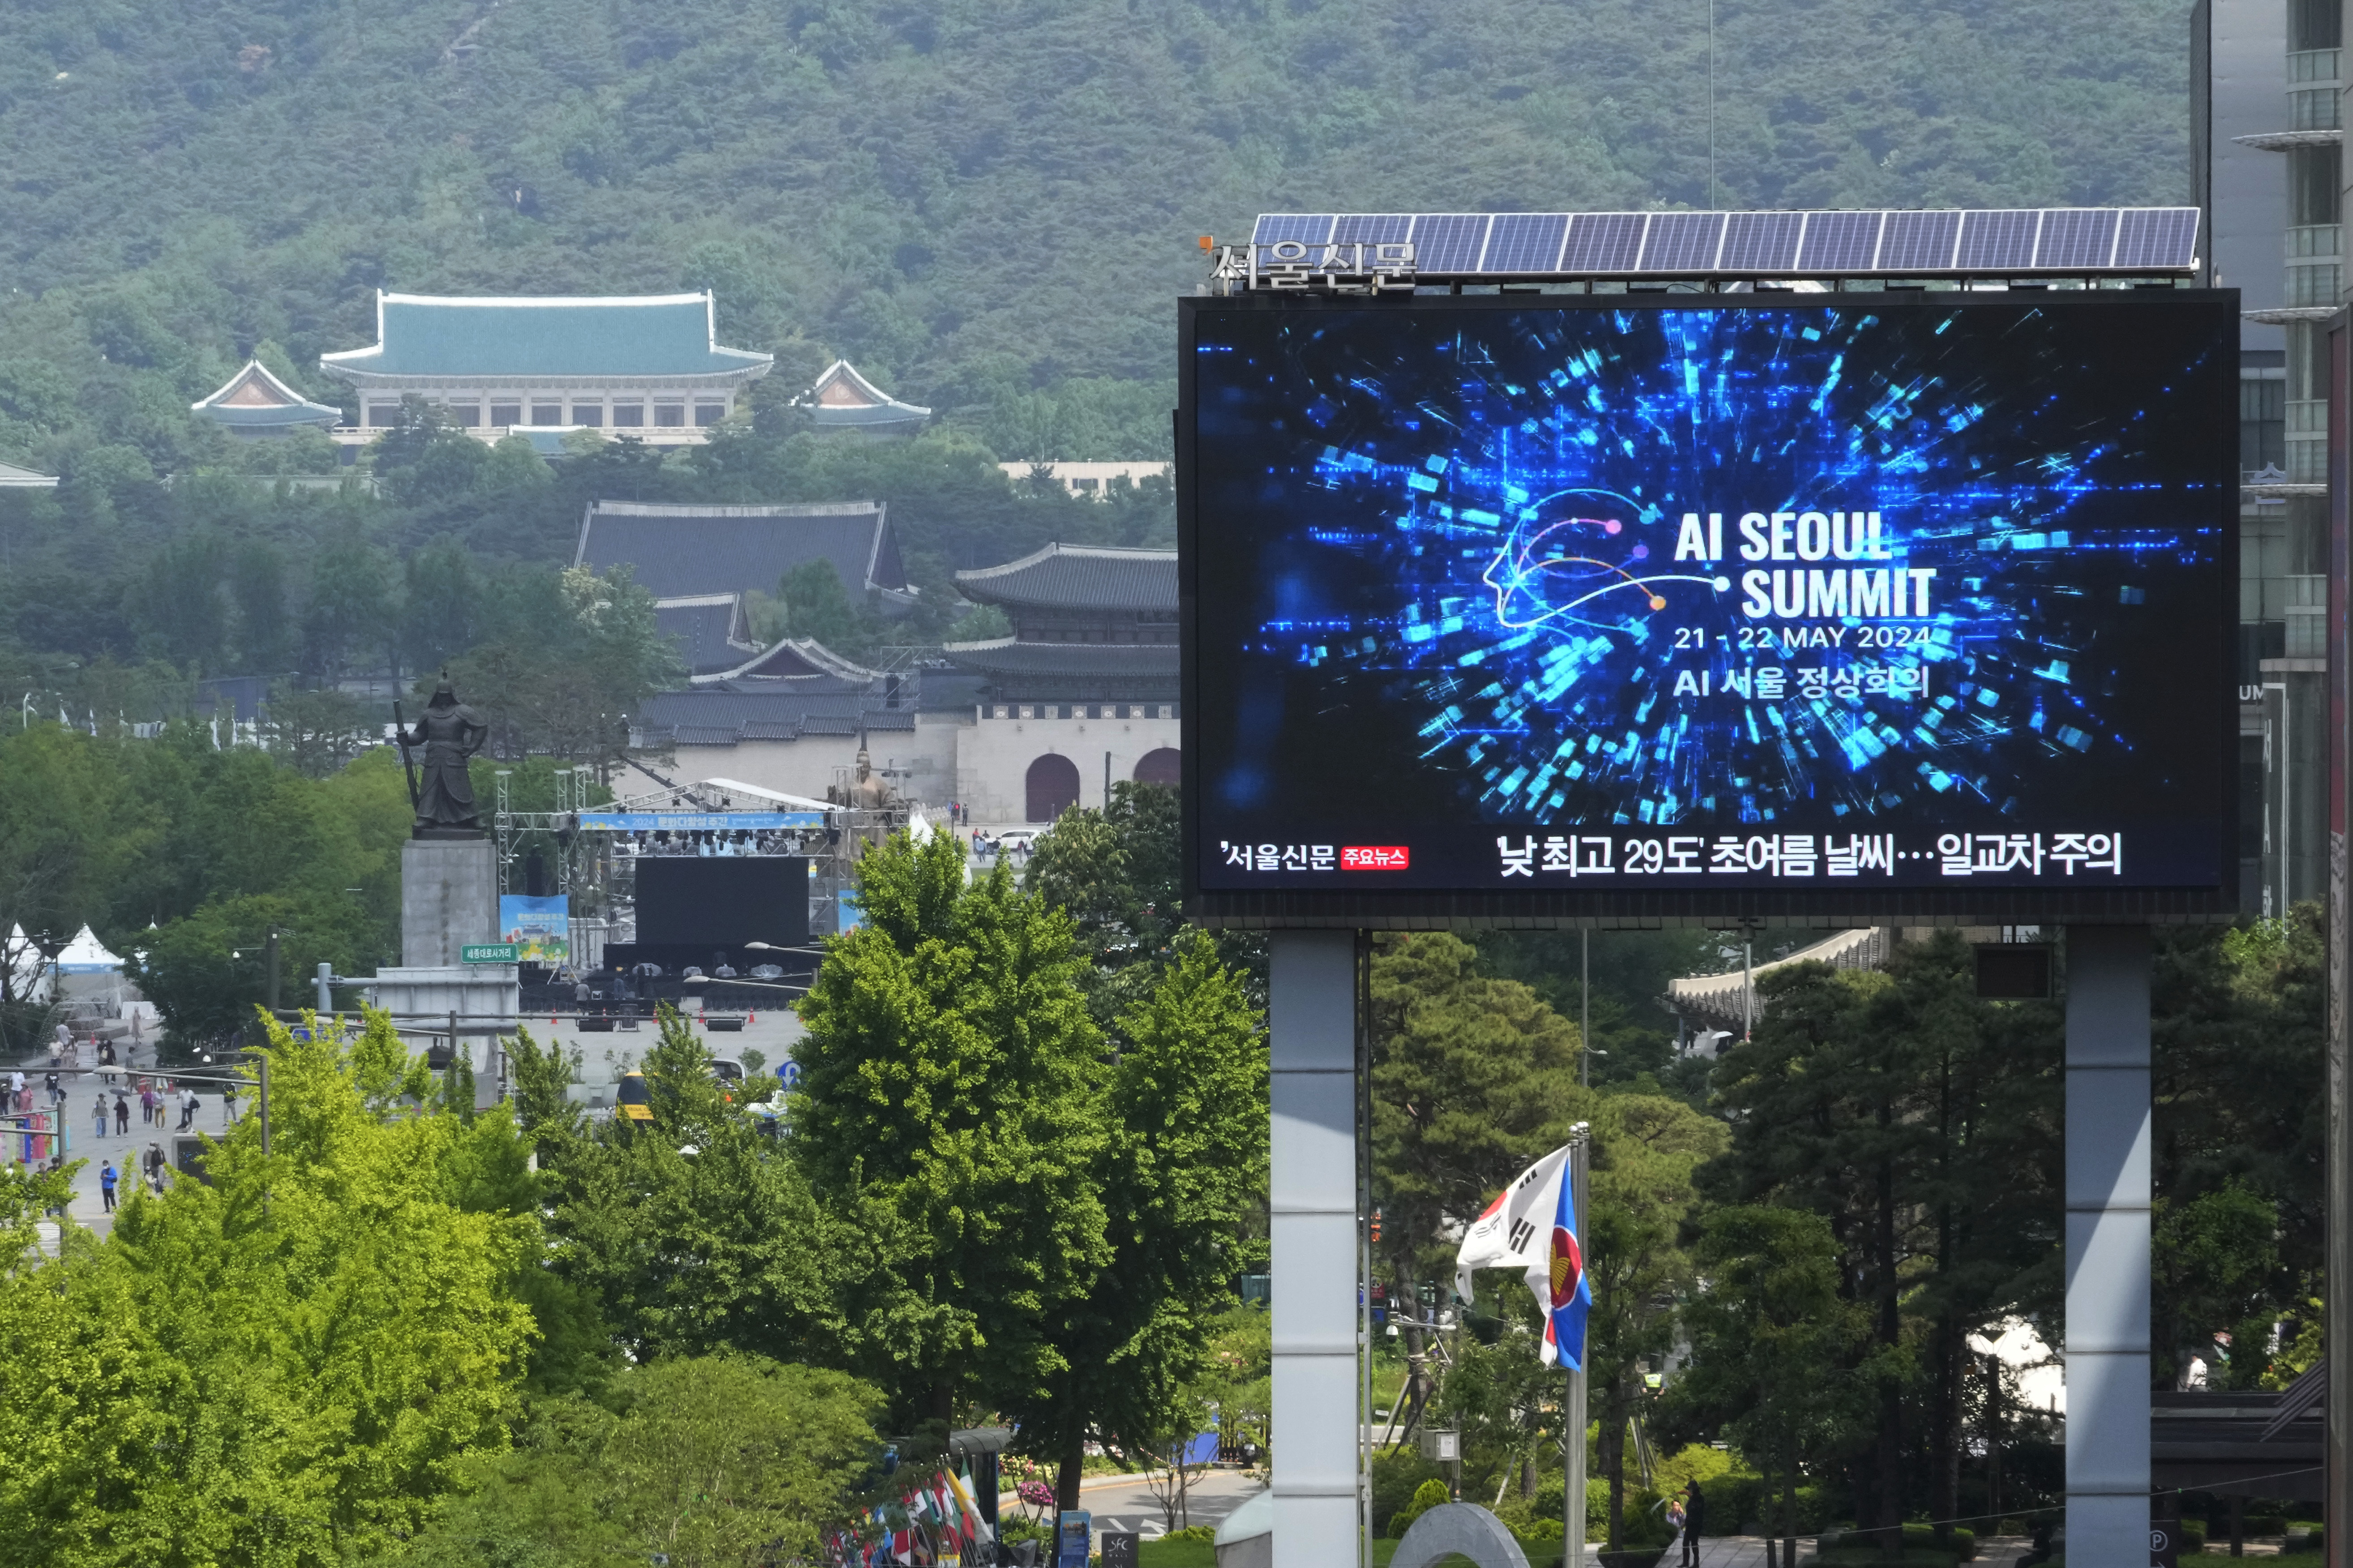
[1180, 210, 2237, 1568]
[482, 772, 913, 960]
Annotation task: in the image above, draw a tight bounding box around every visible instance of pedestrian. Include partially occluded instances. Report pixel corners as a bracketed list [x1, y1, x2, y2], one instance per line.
[43, 1070, 59, 1107]
[223, 1080, 238, 1124]
[178, 1089, 197, 1132]
[140, 1082, 156, 1126]
[143, 1141, 167, 1195]
[91, 1095, 106, 1141]
[113, 1091, 128, 1135]
[99, 1160, 117, 1213]
[1679, 1480, 1705, 1567]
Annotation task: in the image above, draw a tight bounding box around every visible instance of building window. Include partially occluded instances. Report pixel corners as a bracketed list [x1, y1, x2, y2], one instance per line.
[571, 404, 603, 427]
[531, 403, 563, 426]
[2292, 0, 2341, 51]
[654, 403, 686, 428]
[489, 402, 522, 427]
[367, 403, 401, 427]
[612, 403, 645, 426]
[694, 403, 726, 426]
[2289, 143, 2341, 227]
[447, 404, 482, 427]
[992, 706, 1010, 719]
[2243, 377, 2287, 477]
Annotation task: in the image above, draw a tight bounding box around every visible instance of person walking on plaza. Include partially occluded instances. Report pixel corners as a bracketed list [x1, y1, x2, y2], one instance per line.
[178, 1089, 198, 1132]
[143, 1141, 166, 1195]
[113, 1091, 129, 1135]
[1679, 1480, 1705, 1568]
[139, 1083, 156, 1126]
[99, 1160, 117, 1213]
[91, 1095, 106, 1141]
[223, 1080, 239, 1124]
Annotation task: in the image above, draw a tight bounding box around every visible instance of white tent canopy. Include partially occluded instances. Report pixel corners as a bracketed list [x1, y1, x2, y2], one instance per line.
[54, 925, 125, 973]
[5, 924, 48, 999]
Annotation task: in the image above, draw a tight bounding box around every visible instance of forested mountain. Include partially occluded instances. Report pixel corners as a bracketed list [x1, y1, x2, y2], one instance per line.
[0, 0, 2190, 470]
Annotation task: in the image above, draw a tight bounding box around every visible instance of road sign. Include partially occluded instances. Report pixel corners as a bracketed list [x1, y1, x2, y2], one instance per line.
[461, 944, 518, 964]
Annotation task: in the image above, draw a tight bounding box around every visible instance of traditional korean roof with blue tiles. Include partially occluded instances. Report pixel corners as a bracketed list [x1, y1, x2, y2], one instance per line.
[320, 292, 773, 381]
[191, 360, 342, 429]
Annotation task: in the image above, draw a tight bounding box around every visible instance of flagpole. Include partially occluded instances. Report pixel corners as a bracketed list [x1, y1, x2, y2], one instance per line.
[1564, 1128, 1590, 1565]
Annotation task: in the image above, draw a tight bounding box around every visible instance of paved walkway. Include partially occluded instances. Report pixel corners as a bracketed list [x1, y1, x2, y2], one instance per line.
[4, 1036, 244, 1251]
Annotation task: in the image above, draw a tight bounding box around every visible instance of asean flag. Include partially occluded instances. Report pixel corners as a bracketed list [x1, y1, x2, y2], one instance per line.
[1533, 1162, 1592, 1371]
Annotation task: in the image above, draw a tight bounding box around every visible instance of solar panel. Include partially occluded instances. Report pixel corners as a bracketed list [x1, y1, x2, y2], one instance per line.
[1242, 207, 2199, 278]
[1720, 210, 1804, 271]
[1639, 211, 1726, 272]
[1329, 214, 1413, 244]
[1252, 214, 1334, 246]
[1408, 214, 1493, 273]
[2114, 207, 2201, 269]
[1798, 210, 1882, 271]
[1482, 213, 1570, 272]
[1957, 210, 2041, 270]
[2035, 209, 2120, 270]
[1562, 213, 1648, 272]
[1876, 210, 1963, 271]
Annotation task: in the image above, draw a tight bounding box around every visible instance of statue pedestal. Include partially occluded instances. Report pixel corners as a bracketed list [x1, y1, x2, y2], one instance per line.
[402, 836, 497, 968]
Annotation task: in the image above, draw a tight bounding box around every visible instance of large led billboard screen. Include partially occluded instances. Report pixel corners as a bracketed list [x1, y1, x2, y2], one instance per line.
[1179, 292, 2239, 924]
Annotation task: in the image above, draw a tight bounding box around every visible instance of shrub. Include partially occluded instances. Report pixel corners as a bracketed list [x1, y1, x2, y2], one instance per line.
[1163, 1525, 1216, 1544]
[1388, 1478, 1454, 1538]
[1372, 1449, 1450, 1533]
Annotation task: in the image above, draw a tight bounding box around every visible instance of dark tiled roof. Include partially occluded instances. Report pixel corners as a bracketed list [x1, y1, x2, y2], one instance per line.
[633, 682, 915, 748]
[940, 638, 1180, 678]
[655, 595, 756, 676]
[954, 544, 1176, 613]
[694, 638, 883, 685]
[577, 500, 914, 607]
[322, 293, 771, 380]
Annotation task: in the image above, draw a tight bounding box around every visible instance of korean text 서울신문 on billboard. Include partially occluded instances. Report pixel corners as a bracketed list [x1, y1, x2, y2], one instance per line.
[1184, 295, 2237, 902]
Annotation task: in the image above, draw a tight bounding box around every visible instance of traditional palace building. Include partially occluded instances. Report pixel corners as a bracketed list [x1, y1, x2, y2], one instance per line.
[191, 360, 342, 439]
[629, 543, 1179, 823]
[318, 292, 772, 450]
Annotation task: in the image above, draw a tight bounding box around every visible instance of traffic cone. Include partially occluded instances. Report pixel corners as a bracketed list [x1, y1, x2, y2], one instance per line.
[748, 1012, 756, 1024]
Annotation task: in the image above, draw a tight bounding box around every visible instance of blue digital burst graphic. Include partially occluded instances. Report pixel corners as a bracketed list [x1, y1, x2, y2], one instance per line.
[1197, 302, 2231, 837]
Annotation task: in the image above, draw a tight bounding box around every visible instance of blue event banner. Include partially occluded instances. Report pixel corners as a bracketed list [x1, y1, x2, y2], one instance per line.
[577, 812, 825, 831]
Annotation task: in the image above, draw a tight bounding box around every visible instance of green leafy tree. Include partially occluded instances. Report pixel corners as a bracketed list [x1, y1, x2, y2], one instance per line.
[0, 1009, 537, 1563]
[793, 828, 1111, 1427]
[1010, 930, 1269, 1508]
[401, 1358, 884, 1568]
[545, 1007, 847, 1368]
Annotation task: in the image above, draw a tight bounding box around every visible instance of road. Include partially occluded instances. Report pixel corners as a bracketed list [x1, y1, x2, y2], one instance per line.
[1024, 1469, 1263, 1541]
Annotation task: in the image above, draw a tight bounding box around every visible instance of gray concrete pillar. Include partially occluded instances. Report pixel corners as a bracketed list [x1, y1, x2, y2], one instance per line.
[1269, 930, 1360, 1566]
[2065, 925, 2151, 1568]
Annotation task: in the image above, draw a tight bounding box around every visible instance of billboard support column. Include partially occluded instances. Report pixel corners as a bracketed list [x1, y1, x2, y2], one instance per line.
[2063, 925, 2151, 1568]
[1269, 929, 1361, 1565]
[1563, 1137, 1589, 1554]
[2323, 307, 2349, 1568]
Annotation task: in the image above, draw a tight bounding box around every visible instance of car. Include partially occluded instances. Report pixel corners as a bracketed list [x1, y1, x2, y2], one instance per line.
[682, 965, 705, 978]
[707, 1058, 745, 1083]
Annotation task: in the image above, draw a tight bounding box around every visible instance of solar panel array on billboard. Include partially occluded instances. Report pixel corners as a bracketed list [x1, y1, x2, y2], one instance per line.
[1247, 208, 2200, 276]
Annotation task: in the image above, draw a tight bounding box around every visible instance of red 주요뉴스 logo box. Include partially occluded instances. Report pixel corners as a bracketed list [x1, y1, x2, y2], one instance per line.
[1342, 846, 1410, 871]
